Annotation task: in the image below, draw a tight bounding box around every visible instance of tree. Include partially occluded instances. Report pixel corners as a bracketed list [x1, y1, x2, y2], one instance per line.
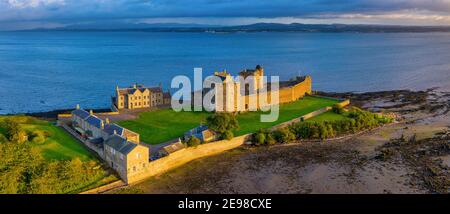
[4, 118, 27, 143]
[206, 113, 239, 140]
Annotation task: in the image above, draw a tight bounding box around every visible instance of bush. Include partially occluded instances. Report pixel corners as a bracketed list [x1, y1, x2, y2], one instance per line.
[221, 130, 234, 141]
[271, 127, 295, 144]
[254, 132, 266, 145]
[252, 129, 277, 146]
[265, 134, 277, 145]
[0, 133, 7, 143]
[332, 104, 344, 114]
[30, 130, 50, 144]
[186, 136, 201, 147]
[286, 107, 392, 141]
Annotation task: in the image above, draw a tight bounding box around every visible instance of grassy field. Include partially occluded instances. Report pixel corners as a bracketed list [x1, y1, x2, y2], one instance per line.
[0, 116, 94, 161]
[0, 115, 119, 193]
[235, 96, 339, 135]
[119, 96, 339, 145]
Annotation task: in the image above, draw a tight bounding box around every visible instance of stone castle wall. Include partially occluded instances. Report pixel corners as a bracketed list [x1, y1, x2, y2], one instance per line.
[236, 76, 312, 111]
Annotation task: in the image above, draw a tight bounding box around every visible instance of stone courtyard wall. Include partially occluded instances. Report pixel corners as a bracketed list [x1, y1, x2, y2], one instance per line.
[126, 134, 251, 184]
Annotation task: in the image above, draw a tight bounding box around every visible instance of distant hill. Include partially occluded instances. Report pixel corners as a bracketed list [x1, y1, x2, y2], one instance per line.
[20, 22, 450, 33]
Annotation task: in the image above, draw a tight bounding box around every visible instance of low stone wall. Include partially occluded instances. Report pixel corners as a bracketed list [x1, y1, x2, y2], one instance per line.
[57, 114, 72, 120]
[97, 111, 120, 116]
[301, 106, 333, 121]
[336, 99, 351, 108]
[80, 180, 125, 194]
[127, 134, 251, 184]
[271, 107, 332, 130]
[270, 99, 351, 130]
[60, 124, 105, 159]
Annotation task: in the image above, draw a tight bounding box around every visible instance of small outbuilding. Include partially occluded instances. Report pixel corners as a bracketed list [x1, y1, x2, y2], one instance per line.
[184, 125, 217, 143]
[158, 138, 185, 157]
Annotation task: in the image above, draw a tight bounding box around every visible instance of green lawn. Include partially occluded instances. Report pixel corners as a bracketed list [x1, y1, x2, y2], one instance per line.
[235, 96, 339, 135]
[0, 116, 95, 161]
[118, 110, 211, 145]
[119, 96, 339, 145]
[306, 111, 348, 123]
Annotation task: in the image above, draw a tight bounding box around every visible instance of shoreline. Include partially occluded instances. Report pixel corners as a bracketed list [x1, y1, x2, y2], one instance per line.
[110, 87, 450, 194]
[1, 88, 443, 120]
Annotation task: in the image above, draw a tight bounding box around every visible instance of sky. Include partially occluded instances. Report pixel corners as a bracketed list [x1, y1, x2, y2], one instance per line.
[0, 0, 449, 30]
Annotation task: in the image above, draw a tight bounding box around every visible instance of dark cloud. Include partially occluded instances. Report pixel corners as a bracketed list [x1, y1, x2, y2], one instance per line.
[0, 0, 449, 29]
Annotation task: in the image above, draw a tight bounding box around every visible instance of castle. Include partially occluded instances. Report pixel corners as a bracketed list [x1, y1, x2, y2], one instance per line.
[113, 83, 171, 110]
[205, 65, 312, 112]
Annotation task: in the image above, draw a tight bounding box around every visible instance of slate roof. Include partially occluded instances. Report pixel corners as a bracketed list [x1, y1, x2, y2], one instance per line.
[148, 87, 162, 93]
[163, 92, 171, 99]
[103, 123, 124, 136]
[72, 109, 90, 119]
[162, 141, 185, 154]
[117, 86, 162, 95]
[184, 125, 217, 142]
[184, 125, 209, 137]
[104, 135, 138, 155]
[86, 115, 103, 129]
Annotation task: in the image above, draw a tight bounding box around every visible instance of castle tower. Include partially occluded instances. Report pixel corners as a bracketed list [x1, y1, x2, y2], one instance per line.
[254, 65, 264, 91]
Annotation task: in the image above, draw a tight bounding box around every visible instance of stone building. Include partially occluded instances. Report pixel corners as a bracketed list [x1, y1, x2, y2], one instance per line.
[70, 106, 148, 182]
[72, 107, 139, 143]
[113, 83, 171, 110]
[72, 108, 104, 139]
[207, 65, 312, 112]
[158, 138, 185, 157]
[104, 135, 149, 182]
[184, 125, 217, 143]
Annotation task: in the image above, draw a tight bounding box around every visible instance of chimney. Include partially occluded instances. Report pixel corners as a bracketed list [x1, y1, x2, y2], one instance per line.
[105, 118, 110, 124]
[113, 130, 117, 135]
[89, 110, 93, 115]
[133, 83, 137, 89]
[100, 121, 104, 129]
[76, 104, 80, 110]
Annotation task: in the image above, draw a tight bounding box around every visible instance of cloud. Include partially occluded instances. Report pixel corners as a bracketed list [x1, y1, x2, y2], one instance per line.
[0, 0, 449, 29]
[6, 0, 65, 9]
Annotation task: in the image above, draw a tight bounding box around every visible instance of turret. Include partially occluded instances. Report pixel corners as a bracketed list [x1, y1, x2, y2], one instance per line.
[89, 110, 93, 115]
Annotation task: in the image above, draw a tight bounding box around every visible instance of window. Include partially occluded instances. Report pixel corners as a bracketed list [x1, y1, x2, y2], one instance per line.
[136, 153, 141, 159]
[133, 166, 136, 172]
